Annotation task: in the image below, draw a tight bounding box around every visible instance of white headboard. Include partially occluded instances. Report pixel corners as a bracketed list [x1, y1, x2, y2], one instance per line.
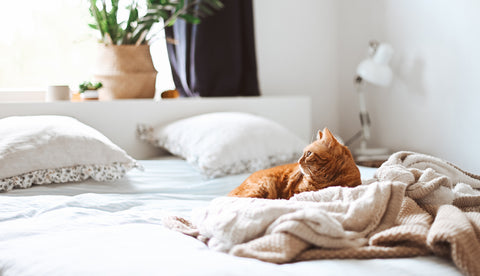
[0, 96, 312, 159]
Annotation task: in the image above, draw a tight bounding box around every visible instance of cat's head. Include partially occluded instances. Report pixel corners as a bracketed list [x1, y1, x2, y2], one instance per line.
[298, 128, 361, 188]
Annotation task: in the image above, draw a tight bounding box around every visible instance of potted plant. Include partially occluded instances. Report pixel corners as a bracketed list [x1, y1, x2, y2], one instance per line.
[78, 81, 103, 100]
[88, 0, 223, 100]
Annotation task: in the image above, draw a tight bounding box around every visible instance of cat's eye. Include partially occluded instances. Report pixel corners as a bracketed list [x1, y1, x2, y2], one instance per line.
[305, 151, 313, 157]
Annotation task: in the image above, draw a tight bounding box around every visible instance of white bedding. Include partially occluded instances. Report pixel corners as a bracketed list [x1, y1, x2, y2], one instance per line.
[0, 158, 461, 276]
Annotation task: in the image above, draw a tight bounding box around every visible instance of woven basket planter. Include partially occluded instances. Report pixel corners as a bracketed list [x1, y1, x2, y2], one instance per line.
[94, 45, 157, 100]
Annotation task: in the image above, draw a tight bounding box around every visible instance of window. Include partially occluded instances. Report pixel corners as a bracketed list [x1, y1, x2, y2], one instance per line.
[0, 0, 174, 95]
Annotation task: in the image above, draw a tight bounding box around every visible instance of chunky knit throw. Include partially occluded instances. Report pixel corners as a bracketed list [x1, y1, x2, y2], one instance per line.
[164, 151, 480, 276]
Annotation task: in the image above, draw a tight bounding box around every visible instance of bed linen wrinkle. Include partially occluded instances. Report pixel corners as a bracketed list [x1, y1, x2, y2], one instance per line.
[165, 152, 478, 275]
[0, 157, 459, 276]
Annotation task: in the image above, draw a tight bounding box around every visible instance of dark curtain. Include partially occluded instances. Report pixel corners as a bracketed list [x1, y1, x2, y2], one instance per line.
[164, 0, 260, 97]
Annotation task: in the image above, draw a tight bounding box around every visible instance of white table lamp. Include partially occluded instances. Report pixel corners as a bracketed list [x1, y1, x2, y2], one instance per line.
[347, 41, 394, 160]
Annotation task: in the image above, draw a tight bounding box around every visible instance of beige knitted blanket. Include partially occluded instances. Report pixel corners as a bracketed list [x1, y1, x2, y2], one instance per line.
[164, 151, 480, 276]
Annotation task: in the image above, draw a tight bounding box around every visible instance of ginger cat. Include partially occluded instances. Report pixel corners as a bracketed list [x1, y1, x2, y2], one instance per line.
[228, 128, 361, 199]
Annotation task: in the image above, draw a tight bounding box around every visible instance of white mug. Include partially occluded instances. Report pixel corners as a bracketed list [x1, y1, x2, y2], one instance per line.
[46, 85, 71, 102]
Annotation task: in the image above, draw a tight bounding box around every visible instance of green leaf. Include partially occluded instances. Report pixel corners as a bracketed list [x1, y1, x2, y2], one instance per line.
[89, 0, 105, 38]
[176, 0, 185, 11]
[87, 0, 225, 45]
[179, 14, 201, 24]
[121, 3, 139, 44]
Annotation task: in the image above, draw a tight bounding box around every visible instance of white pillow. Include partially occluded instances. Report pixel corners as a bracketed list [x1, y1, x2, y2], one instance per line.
[0, 115, 139, 192]
[137, 112, 306, 178]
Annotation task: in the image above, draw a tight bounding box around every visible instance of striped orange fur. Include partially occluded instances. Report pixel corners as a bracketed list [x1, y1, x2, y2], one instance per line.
[228, 128, 361, 199]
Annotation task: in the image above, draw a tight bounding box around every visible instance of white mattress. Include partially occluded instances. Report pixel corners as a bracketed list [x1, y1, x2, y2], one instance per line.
[0, 158, 461, 276]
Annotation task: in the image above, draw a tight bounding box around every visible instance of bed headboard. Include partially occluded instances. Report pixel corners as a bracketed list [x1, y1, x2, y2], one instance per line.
[0, 96, 312, 159]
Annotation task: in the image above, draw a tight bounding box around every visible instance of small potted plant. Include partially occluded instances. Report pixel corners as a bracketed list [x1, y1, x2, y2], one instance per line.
[79, 81, 103, 101]
[88, 0, 223, 100]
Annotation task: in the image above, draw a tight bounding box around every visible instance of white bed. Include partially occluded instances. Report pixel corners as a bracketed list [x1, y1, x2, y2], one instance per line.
[0, 97, 464, 276]
[0, 158, 461, 276]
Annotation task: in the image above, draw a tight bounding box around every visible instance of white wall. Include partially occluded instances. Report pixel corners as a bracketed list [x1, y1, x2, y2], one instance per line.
[337, 0, 480, 173]
[253, 0, 340, 139]
[254, 0, 480, 173]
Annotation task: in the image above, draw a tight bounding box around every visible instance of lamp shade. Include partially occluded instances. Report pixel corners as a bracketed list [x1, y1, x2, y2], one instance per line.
[356, 43, 394, 87]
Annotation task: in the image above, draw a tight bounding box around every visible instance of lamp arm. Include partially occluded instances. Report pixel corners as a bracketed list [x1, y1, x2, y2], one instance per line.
[345, 77, 372, 148]
[356, 79, 371, 141]
[346, 40, 393, 157]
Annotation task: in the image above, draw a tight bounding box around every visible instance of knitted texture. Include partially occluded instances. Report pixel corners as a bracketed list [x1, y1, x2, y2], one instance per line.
[164, 151, 480, 276]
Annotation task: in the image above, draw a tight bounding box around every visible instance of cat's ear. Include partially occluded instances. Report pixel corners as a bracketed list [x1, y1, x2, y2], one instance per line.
[317, 129, 323, 140]
[322, 128, 339, 148]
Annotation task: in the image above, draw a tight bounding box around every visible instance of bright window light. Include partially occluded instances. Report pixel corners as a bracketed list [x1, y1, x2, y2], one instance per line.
[0, 0, 174, 93]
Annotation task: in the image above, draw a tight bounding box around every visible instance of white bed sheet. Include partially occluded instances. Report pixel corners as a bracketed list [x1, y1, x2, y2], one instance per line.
[4, 157, 378, 197]
[0, 158, 461, 276]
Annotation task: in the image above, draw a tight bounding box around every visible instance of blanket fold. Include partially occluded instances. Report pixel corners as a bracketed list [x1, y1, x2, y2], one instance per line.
[164, 151, 480, 275]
